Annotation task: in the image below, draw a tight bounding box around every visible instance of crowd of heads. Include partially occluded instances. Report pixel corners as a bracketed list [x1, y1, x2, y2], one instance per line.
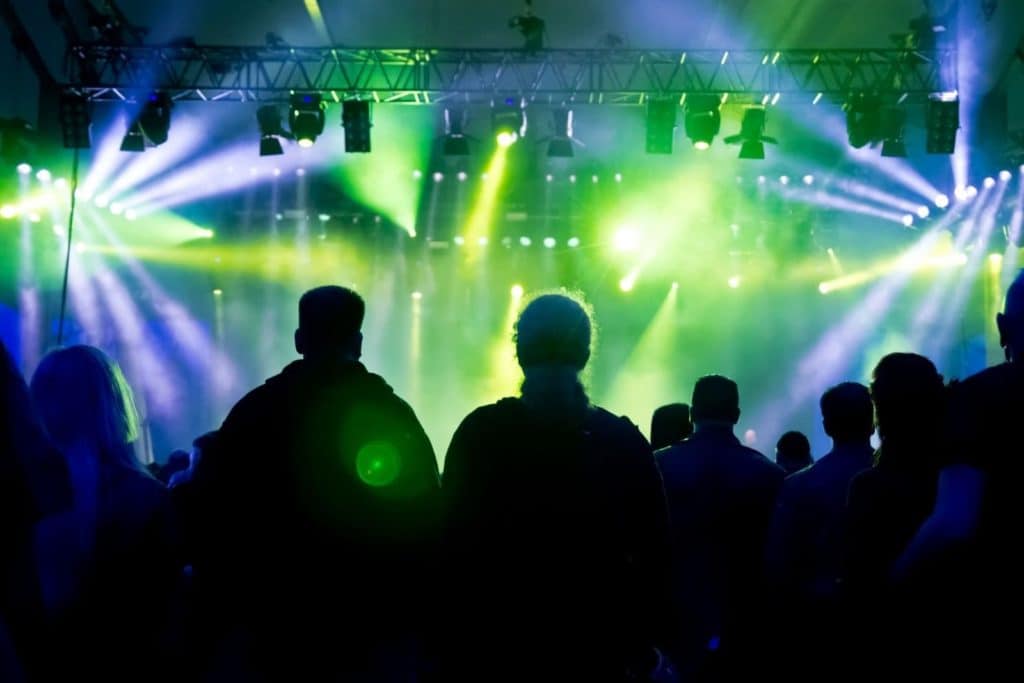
[1, 272, 1021, 681]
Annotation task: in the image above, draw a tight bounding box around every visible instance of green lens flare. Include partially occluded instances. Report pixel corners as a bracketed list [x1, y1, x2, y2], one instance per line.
[356, 441, 402, 487]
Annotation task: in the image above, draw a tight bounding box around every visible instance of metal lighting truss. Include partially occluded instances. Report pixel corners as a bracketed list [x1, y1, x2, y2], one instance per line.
[65, 45, 956, 105]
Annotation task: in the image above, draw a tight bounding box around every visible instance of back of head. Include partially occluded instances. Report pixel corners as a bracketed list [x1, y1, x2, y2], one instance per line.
[998, 270, 1024, 362]
[296, 286, 365, 359]
[30, 345, 143, 470]
[776, 431, 812, 473]
[691, 374, 740, 426]
[871, 353, 945, 447]
[514, 293, 593, 423]
[651, 402, 692, 449]
[820, 382, 874, 445]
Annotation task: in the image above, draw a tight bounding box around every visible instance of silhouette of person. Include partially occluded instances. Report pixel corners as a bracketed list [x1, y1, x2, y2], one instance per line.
[0, 341, 70, 680]
[843, 353, 946, 679]
[29, 345, 179, 681]
[775, 431, 813, 475]
[441, 293, 672, 682]
[188, 286, 440, 680]
[764, 383, 875, 681]
[651, 402, 693, 450]
[656, 374, 784, 681]
[891, 271, 1024, 679]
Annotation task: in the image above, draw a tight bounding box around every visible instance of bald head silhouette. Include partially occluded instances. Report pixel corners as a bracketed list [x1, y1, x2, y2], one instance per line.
[997, 270, 1024, 363]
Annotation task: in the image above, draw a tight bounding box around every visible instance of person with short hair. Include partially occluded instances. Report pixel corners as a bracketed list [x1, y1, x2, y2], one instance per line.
[775, 431, 813, 475]
[189, 285, 440, 680]
[657, 374, 784, 680]
[651, 403, 693, 450]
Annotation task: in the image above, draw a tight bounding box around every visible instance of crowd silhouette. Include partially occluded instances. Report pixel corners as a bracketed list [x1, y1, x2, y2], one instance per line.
[1, 273, 1022, 682]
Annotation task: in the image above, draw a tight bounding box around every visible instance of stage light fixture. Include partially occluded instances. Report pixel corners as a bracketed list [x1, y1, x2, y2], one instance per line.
[59, 92, 91, 149]
[16, 162, 31, 175]
[685, 95, 722, 150]
[999, 170, 1012, 182]
[724, 107, 777, 159]
[120, 120, 145, 152]
[136, 91, 172, 146]
[926, 97, 959, 154]
[567, 237, 580, 248]
[727, 276, 742, 289]
[880, 107, 908, 157]
[257, 105, 288, 156]
[520, 236, 532, 246]
[645, 99, 677, 154]
[983, 176, 996, 189]
[846, 95, 882, 149]
[902, 214, 914, 227]
[934, 193, 949, 208]
[493, 98, 526, 147]
[547, 108, 576, 158]
[917, 206, 930, 219]
[342, 100, 372, 153]
[511, 284, 525, 299]
[36, 169, 51, 182]
[543, 237, 556, 248]
[442, 107, 471, 156]
[289, 93, 326, 148]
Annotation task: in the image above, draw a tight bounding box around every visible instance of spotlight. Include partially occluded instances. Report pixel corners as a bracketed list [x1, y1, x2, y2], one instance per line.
[934, 193, 950, 208]
[543, 237, 556, 248]
[999, 170, 1012, 182]
[433, 172, 444, 182]
[510, 284, 525, 299]
[0, 205, 16, 218]
[289, 93, 326, 148]
[567, 236, 580, 248]
[614, 173, 622, 182]
[412, 169, 423, 179]
[983, 176, 996, 189]
[545, 173, 554, 182]
[120, 120, 145, 152]
[457, 171, 468, 181]
[685, 95, 721, 150]
[846, 95, 882, 149]
[917, 206, 930, 219]
[135, 91, 172, 147]
[724, 107, 777, 159]
[442, 107, 471, 156]
[493, 98, 526, 147]
[16, 162, 31, 175]
[257, 105, 288, 156]
[645, 99, 677, 154]
[591, 175, 599, 183]
[124, 209, 137, 221]
[902, 214, 914, 227]
[520, 236, 532, 246]
[342, 100, 372, 153]
[803, 174, 814, 185]
[954, 185, 969, 202]
[613, 227, 640, 252]
[35, 169, 51, 182]
[727, 275, 742, 289]
[880, 107, 908, 157]
[547, 108, 576, 157]
[59, 92, 91, 149]
[569, 174, 577, 183]
[619, 275, 636, 292]
[926, 97, 959, 154]
[780, 175, 790, 185]
[411, 291, 423, 300]
[453, 235, 465, 246]
[477, 236, 488, 246]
